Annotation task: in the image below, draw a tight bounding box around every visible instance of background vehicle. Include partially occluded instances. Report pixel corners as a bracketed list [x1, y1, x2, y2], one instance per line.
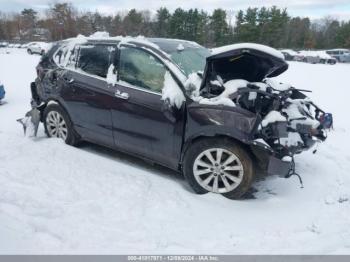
[0, 42, 8, 48]
[26, 37, 330, 199]
[280, 49, 298, 61]
[298, 50, 336, 64]
[326, 49, 350, 62]
[27, 42, 51, 55]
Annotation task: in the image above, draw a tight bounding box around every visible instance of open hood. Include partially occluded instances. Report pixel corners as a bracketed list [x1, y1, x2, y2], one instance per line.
[200, 43, 288, 90]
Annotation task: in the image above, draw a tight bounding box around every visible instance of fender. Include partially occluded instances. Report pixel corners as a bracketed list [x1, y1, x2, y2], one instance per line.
[180, 103, 258, 164]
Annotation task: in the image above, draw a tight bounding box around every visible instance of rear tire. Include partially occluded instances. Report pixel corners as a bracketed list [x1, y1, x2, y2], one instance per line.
[43, 104, 79, 146]
[27, 49, 32, 55]
[183, 138, 254, 199]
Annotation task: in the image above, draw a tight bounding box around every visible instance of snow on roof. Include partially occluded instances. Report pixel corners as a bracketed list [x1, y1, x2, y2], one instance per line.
[211, 43, 285, 60]
[298, 50, 333, 60]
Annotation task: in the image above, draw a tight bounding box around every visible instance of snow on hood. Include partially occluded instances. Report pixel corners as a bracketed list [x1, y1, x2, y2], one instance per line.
[211, 43, 285, 60]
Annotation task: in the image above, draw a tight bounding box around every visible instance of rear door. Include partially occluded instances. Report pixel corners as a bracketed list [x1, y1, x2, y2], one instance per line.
[110, 45, 185, 169]
[60, 43, 116, 146]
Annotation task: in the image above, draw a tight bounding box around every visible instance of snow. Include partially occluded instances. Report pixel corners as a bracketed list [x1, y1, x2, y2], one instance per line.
[265, 78, 292, 91]
[211, 43, 285, 60]
[199, 97, 236, 107]
[279, 132, 304, 147]
[184, 72, 202, 97]
[221, 79, 249, 96]
[106, 64, 117, 86]
[196, 79, 249, 107]
[299, 50, 333, 60]
[161, 71, 186, 109]
[89, 31, 110, 38]
[1, 50, 350, 254]
[177, 43, 185, 51]
[261, 111, 287, 127]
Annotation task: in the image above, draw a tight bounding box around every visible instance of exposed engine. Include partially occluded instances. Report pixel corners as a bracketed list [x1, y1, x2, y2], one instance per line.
[233, 79, 333, 159]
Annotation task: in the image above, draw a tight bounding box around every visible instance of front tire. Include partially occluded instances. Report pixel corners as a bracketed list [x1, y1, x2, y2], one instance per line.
[183, 138, 254, 199]
[43, 104, 79, 146]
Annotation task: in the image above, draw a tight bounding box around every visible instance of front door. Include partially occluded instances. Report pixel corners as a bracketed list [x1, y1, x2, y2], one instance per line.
[111, 46, 185, 169]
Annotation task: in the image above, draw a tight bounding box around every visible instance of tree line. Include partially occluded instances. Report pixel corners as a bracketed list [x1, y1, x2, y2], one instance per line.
[0, 3, 349, 49]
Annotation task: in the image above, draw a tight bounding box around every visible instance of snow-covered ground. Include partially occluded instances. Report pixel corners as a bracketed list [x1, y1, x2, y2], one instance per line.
[0, 49, 350, 254]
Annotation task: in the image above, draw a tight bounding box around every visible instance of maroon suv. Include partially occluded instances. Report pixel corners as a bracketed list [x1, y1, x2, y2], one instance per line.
[27, 36, 331, 199]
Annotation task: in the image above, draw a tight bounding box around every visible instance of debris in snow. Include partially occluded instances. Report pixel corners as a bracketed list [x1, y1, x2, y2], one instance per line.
[261, 111, 287, 127]
[162, 71, 185, 109]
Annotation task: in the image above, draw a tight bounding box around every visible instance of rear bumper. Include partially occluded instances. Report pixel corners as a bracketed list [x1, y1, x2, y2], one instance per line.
[30, 81, 41, 106]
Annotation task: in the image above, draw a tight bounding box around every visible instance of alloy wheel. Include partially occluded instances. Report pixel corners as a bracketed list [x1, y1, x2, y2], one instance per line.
[46, 111, 68, 141]
[193, 148, 244, 193]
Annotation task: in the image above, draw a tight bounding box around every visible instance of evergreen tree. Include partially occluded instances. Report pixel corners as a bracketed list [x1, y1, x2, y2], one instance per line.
[155, 7, 170, 37]
[209, 9, 229, 46]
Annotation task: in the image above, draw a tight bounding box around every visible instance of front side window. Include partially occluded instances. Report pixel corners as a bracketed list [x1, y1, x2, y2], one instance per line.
[119, 47, 166, 93]
[77, 45, 113, 78]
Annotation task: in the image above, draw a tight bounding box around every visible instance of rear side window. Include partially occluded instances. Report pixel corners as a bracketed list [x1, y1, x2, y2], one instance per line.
[77, 45, 114, 78]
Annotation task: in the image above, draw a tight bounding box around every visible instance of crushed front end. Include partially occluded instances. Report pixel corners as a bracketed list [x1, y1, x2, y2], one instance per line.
[238, 80, 333, 178]
[198, 44, 333, 179]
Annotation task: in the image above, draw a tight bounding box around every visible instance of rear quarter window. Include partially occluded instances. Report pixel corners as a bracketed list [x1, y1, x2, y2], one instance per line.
[76, 44, 114, 78]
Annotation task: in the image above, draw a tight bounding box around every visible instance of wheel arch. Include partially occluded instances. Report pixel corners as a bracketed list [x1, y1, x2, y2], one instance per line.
[179, 132, 257, 171]
[39, 98, 71, 122]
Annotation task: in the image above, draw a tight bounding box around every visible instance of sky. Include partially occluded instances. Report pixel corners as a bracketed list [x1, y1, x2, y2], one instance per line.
[0, 0, 350, 21]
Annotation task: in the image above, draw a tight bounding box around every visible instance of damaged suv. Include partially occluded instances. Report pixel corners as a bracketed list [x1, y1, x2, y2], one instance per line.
[26, 35, 332, 199]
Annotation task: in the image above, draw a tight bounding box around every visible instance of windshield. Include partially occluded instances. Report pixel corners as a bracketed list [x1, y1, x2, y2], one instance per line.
[169, 47, 211, 76]
[149, 39, 211, 77]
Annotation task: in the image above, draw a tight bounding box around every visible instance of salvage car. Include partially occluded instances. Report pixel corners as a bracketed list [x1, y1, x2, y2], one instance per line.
[326, 49, 350, 63]
[27, 42, 51, 55]
[24, 35, 332, 199]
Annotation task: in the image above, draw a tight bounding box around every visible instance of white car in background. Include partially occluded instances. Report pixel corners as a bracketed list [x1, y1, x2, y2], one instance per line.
[299, 50, 336, 65]
[27, 42, 51, 55]
[326, 49, 350, 63]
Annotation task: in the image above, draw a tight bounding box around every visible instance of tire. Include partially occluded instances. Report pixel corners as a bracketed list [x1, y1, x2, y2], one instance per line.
[43, 104, 79, 146]
[27, 49, 32, 55]
[183, 138, 254, 200]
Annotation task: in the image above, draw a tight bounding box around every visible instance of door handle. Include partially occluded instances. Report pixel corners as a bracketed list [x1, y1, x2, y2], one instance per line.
[63, 77, 74, 84]
[115, 90, 129, 100]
